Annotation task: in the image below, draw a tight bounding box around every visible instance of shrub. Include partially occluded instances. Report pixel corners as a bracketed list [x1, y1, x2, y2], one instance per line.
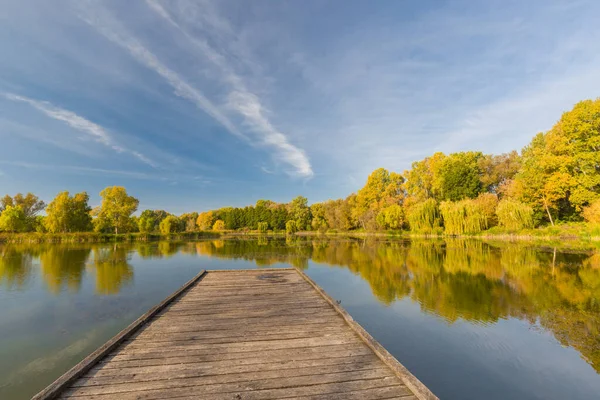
[406, 199, 441, 233]
[582, 200, 600, 224]
[496, 199, 534, 230]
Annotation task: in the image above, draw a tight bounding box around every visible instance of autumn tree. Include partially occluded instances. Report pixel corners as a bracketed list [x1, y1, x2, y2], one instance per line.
[478, 151, 521, 194]
[44, 192, 93, 233]
[179, 212, 198, 232]
[310, 203, 328, 232]
[353, 168, 405, 230]
[323, 198, 353, 231]
[514, 99, 600, 224]
[403, 152, 446, 202]
[93, 187, 139, 234]
[212, 220, 225, 231]
[197, 211, 215, 231]
[582, 200, 600, 224]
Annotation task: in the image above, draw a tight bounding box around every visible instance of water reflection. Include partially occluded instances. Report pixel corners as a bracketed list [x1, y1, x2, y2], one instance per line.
[0, 238, 599, 374]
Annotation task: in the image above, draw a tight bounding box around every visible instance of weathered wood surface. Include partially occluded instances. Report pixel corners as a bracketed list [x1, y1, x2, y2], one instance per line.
[37, 268, 437, 400]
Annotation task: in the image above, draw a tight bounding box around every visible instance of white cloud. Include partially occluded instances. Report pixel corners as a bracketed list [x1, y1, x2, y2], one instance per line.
[2, 92, 157, 167]
[79, 0, 313, 178]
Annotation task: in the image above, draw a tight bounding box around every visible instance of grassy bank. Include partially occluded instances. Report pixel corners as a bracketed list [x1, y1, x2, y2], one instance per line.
[0, 231, 221, 244]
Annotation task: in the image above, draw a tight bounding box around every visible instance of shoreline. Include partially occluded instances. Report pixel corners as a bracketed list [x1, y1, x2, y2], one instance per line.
[1, 229, 598, 248]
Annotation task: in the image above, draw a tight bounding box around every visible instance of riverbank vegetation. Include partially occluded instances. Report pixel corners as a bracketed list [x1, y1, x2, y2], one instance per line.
[0, 98, 599, 241]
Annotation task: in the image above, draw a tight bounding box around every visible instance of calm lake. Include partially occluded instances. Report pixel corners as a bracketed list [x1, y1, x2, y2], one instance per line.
[1, 238, 599, 399]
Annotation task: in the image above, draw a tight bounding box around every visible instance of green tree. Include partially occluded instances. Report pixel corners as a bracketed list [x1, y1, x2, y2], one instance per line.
[0, 206, 27, 232]
[44, 191, 93, 233]
[137, 210, 157, 233]
[160, 215, 183, 234]
[287, 196, 311, 231]
[93, 187, 139, 234]
[434, 151, 483, 201]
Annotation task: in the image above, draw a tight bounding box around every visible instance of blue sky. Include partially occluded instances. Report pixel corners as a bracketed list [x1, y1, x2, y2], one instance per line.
[1, 0, 599, 214]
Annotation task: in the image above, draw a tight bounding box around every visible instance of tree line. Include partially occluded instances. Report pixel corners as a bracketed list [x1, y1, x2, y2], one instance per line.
[1, 98, 599, 235]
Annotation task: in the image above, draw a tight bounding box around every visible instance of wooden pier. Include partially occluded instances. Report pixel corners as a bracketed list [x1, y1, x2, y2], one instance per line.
[34, 268, 437, 400]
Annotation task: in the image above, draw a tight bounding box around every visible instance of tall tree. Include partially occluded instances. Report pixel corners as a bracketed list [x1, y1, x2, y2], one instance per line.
[404, 152, 446, 202]
[287, 196, 311, 231]
[93, 187, 139, 234]
[44, 191, 93, 233]
[514, 99, 600, 223]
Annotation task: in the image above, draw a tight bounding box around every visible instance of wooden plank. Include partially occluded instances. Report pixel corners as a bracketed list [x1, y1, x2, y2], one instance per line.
[100, 344, 375, 367]
[32, 270, 208, 400]
[117, 335, 362, 354]
[295, 268, 438, 400]
[64, 377, 405, 400]
[88, 354, 379, 377]
[62, 368, 393, 397]
[75, 359, 385, 387]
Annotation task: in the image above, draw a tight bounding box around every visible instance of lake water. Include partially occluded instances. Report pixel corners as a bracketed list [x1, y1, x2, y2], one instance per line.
[1, 237, 599, 400]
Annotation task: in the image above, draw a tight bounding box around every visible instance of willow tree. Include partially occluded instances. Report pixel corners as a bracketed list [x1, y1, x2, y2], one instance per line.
[406, 199, 441, 233]
[439, 199, 487, 235]
[496, 199, 534, 230]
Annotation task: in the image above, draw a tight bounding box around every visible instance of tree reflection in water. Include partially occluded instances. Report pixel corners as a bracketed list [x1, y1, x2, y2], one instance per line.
[0, 237, 598, 372]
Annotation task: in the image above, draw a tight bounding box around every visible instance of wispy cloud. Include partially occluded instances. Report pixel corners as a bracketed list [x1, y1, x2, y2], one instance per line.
[0, 161, 159, 180]
[76, 3, 243, 139]
[79, 0, 313, 178]
[2, 92, 157, 167]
